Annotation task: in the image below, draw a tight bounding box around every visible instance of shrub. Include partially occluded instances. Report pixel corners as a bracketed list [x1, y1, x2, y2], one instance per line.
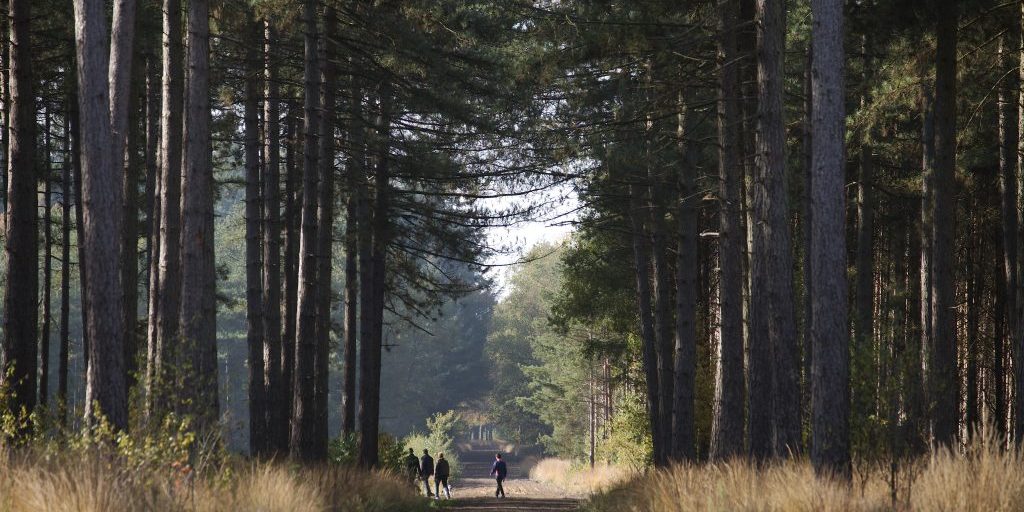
[328, 431, 406, 474]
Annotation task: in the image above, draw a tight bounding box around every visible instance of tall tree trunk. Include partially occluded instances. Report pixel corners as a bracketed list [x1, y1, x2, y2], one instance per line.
[710, 0, 745, 460]
[261, 20, 285, 454]
[809, 0, 849, 476]
[341, 78, 362, 437]
[180, 0, 217, 431]
[152, 0, 183, 421]
[282, 109, 301, 452]
[1016, 0, 1024, 446]
[2, 0, 38, 418]
[358, 90, 392, 468]
[291, 0, 321, 460]
[964, 235, 980, 435]
[58, 114, 72, 421]
[996, 17, 1018, 444]
[855, 36, 875, 353]
[800, 45, 814, 431]
[628, 156, 662, 466]
[143, 50, 162, 425]
[671, 86, 697, 462]
[0, 5, 8, 214]
[930, 5, 958, 447]
[753, 0, 801, 458]
[40, 112, 52, 408]
[122, 65, 143, 395]
[918, 68, 935, 446]
[72, 0, 133, 429]
[313, 5, 339, 456]
[71, 93, 90, 379]
[244, 12, 267, 456]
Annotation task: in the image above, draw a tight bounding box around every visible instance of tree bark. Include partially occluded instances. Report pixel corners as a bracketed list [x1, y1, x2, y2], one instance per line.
[144, 49, 162, 425]
[964, 235, 980, 435]
[72, 0, 132, 429]
[59, 114, 72, 421]
[341, 78, 363, 437]
[122, 63, 143, 395]
[282, 109, 301, 452]
[671, 86, 697, 462]
[244, 12, 267, 456]
[854, 36, 874, 352]
[261, 19, 285, 454]
[2, 0, 38, 418]
[291, 0, 321, 460]
[930, 5, 958, 447]
[809, 0, 849, 476]
[313, 4, 339, 457]
[358, 89, 392, 468]
[152, 0, 184, 421]
[918, 68, 935, 446]
[180, 0, 217, 431]
[996, 19, 1018, 444]
[627, 150, 663, 465]
[40, 112, 52, 407]
[710, 0, 745, 461]
[752, 0, 801, 458]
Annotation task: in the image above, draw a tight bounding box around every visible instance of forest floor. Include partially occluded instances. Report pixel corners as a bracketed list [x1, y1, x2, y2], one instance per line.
[440, 443, 580, 511]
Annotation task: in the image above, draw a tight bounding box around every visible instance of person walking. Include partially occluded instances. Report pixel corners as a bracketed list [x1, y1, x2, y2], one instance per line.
[404, 448, 420, 484]
[434, 453, 451, 499]
[420, 449, 435, 497]
[490, 452, 507, 498]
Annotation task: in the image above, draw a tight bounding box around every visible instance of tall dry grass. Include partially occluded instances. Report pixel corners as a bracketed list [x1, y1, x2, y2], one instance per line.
[530, 458, 635, 494]
[0, 450, 428, 512]
[584, 436, 1024, 512]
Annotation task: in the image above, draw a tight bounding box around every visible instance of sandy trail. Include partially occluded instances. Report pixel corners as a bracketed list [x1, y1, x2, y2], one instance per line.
[431, 443, 581, 511]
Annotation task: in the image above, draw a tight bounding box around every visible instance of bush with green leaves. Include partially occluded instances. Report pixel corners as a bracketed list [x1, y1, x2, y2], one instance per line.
[401, 410, 464, 479]
[328, 432, 407, 474]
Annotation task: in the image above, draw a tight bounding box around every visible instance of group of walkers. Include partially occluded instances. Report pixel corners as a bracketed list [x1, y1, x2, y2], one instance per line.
[404, 448, 510, 499]
[406, 448, 451, 499]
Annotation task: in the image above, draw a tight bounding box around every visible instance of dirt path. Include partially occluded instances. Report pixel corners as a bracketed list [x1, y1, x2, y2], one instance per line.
[440, 444, 580, 511]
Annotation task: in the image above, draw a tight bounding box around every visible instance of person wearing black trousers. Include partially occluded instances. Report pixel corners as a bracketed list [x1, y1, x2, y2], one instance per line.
[434, 453, 451, 499]
[490, 452, 507, 498]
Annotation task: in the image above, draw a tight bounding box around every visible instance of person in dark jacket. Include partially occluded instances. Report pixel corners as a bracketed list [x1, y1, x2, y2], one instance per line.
[420, 449, 435, 497]
[490, 453, 507, 498]
[404, 448, 420, 484]
[434, 453, 451, 499]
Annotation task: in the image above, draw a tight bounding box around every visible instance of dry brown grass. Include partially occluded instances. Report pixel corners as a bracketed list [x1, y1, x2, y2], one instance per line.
[584, 437, 1024, 512]
[0, 450, 428, 512]
[530, 457, 636, 494]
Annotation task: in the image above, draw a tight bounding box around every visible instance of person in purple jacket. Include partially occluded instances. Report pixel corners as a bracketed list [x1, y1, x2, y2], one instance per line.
[490, 453, 507, 498]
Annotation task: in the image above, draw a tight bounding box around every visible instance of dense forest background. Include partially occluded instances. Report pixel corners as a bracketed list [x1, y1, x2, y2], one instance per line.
[5, 0, 1024, 493]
